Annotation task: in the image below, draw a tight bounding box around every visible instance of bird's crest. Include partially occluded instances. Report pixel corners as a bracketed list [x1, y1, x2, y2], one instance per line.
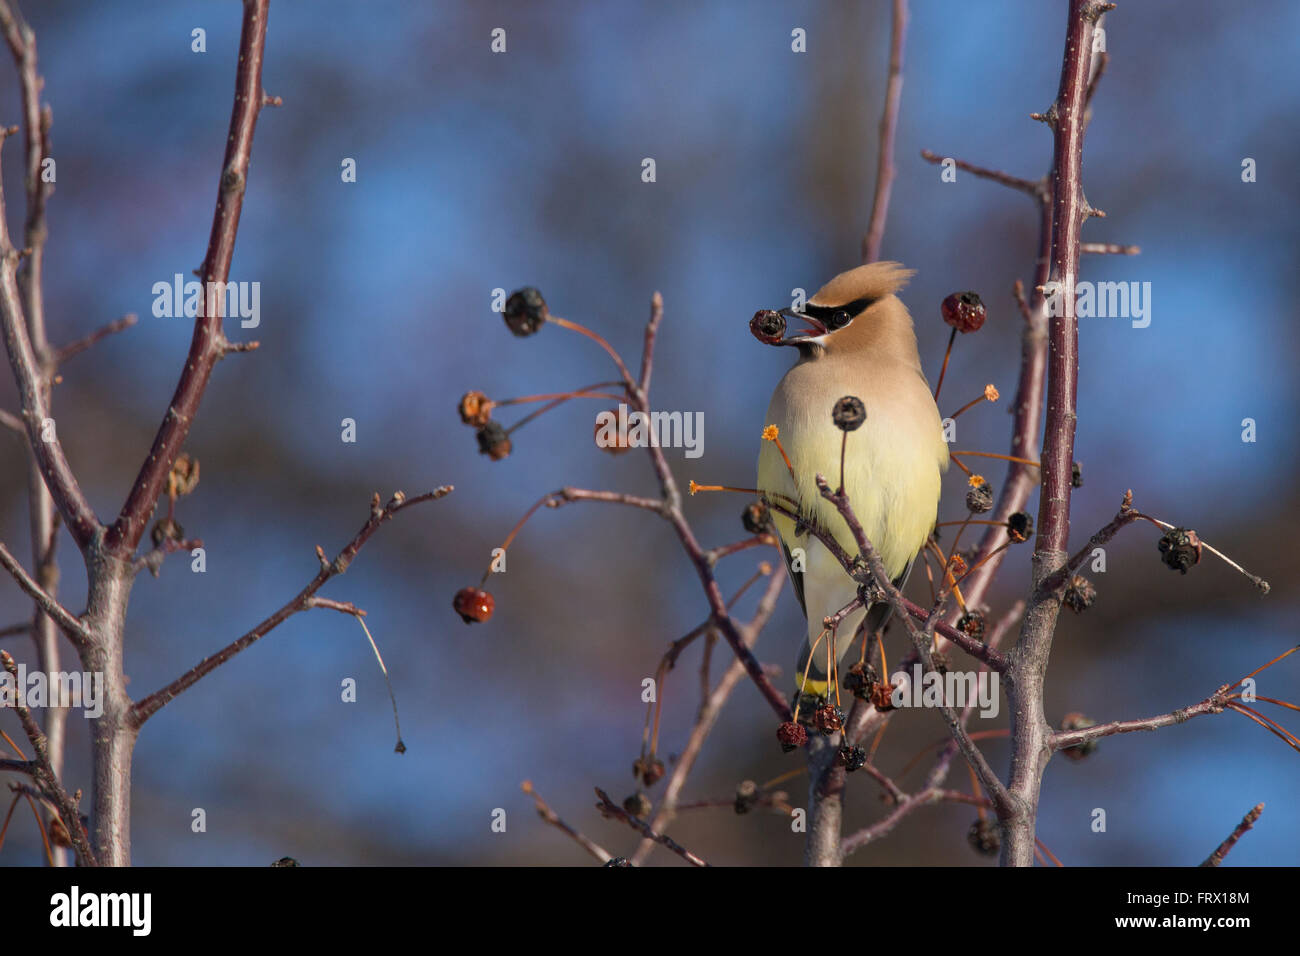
[808, 261, 915, 308]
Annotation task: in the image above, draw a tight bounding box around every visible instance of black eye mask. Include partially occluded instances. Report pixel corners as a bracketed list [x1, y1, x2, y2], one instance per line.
[800, 295, 877, 330]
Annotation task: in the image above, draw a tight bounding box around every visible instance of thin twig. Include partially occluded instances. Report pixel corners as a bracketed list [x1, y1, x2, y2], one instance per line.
[105, 0, 273, 556]
[52, 314, 138, 364]
[594, 787, 708, 866]
[0, 650, 95, 865]
[129, 487, 452, 727]
[861, 0, 908, 263]
[1199, 803, 1263, 867]
[520, 780, 612, 864]
[0, 540, 90, 648]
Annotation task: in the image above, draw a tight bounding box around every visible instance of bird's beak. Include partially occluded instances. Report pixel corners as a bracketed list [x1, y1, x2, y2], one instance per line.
[750, 308, 828, 347]
[777, 308, 828, 344]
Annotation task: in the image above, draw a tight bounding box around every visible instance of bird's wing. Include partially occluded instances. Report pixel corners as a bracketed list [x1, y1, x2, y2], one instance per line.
[780, 537, 807, 618]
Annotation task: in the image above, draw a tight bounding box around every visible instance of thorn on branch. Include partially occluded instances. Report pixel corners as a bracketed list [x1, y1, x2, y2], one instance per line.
[1029, 104, 1058, 128]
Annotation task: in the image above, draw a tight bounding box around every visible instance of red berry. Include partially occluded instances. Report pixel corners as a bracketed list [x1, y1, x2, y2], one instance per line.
[453, 587, 494, 624]
[941, 291, 986, 333]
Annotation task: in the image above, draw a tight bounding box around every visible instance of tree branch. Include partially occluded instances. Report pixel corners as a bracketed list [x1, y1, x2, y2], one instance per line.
[106, 0, 272, 556]
[0, 540, 90, 649]
[1200, 803, 1263, 867]
[1001, 0, 1112, 867]
[0, 123, 102, 550]
[0, 650, 95, 865]
[128, 487, 452, 727]
[594, 787, 708, 866]
[861, 0, 908, 263]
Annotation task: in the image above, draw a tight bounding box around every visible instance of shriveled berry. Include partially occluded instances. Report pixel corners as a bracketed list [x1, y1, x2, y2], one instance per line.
[966, 480, 994, 514]
[1059, 712, 1099, 760]
[1063, 575, 1097, 613]
[750, 309, 786, 345]
[941, 291, 987, 334]
[838, 744, 867, 772]
[734, 780, 759, 815]
[1007, 511, 1033, 543]
[633, 756, 665, 787]
[167, 453, 200, 498]
[832, 395, 867, 432]
[869, 682, 896, 712]
[742, 500, 771, 534]
[777, 720, 808, 753]
[453, 587, 494, 624]
[151, 517, 184, 548]
[503, 287, 548, 337]
[957, 610, 987, 642]
[476, 421, 512, 460]
[813, 703, 845, 735]
[623, 791, 653, 818]
[1158, 527, 1202, 574]
[968, 817, 1000, 855]
[459, 390, 494, 427]
[843, 662, 877, 699]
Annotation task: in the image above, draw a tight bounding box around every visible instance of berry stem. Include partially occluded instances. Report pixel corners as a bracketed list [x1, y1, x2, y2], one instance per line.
[547, 316, 638, 392]
[951, 450, 1040, 468]
[933, 327, 957, 400]
[947, 388, 997, 420]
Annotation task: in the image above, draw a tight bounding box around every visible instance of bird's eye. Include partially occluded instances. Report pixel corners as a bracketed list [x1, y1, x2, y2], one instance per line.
[826, 309, 852, 330]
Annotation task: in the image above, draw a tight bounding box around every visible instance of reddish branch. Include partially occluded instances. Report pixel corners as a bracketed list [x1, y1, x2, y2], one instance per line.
[105, 0, 272, 556]
[1200, 804, 1263, 867]
[1000, 0, 1113, 867]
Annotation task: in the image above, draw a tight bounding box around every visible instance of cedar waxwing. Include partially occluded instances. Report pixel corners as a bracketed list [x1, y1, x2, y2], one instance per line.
[756, 262, 948, 700]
